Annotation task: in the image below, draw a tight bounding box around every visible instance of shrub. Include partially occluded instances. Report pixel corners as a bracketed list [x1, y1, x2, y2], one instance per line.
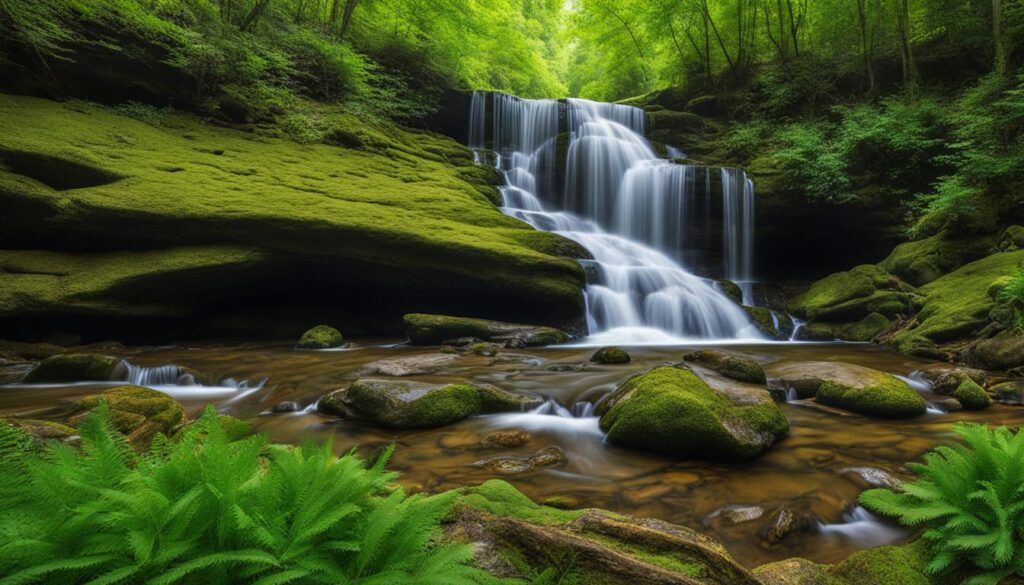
[775, 122, 853, 203]
[0, 404, 491, 585]
[860, 423, 1024, 585]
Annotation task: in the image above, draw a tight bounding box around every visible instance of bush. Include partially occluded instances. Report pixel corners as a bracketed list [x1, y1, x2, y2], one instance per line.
[860, 423, 1024, 585]
[775, 122, 853, 203]
[0, 405, 491, 585]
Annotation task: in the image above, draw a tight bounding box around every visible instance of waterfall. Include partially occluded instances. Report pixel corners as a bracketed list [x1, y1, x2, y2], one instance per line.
[469, 92, 762, 343]
[722, 167, 755, 304]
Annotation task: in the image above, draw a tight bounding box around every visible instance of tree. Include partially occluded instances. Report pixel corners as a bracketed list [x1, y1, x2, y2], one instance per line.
[856, 0, 876, 94]
[894, 0, 918, 91]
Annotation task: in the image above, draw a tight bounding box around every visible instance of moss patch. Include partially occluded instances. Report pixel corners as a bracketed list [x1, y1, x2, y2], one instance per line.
[65, 385, 186, 449]
[590, 347, 631, 364]
[457, 479, 584, 525]
[404, 313, 570, 346]
[954, 379, 992, 410]
[788, 265, 909, 322]
[879, 232, 995, 287]
[296, 325, 344, 349]
[816, 372, 926, 419]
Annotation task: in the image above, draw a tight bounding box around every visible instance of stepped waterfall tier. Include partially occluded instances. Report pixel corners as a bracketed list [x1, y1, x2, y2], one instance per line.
[468, 91, 761, 342]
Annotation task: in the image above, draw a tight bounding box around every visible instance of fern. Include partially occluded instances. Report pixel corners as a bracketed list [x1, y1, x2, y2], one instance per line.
[861, 423, 1024, 585]
[0, 406, 497, 584]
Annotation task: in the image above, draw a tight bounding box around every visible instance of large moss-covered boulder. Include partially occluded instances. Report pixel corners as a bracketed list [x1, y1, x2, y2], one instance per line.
[596, 366, 788, 460]
[683, 349, 766, 384]
[742, 306, 794, 340]
[296, 325, 344, 349]
[798, 313, 891, 342]
[767, 361, 926, 418]
[755, 540, 939, 585]
[879, 232, 994, 287]
[590, 346, 631, 364]
[318, 379, 541, 428]
[64, 385, 187, 449]
[961, 335, 1024, 371]
[953, 378, 992, 410]
[404, 313, 570, 347]
[22, 353, 127, 383]
[788, 265, 910, 322]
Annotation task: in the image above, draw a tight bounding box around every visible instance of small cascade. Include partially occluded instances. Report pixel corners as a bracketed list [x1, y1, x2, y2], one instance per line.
[121, 362, 267, 398]
[789, 318, 806, 341]
[127, 363, 187, 386]
[784, 387, 799, 402]
[486, 398, 603, 437]
[722, 168, 756, 304]
[818, 506, 905, 547]
[893, 372, 945, 415]
[665, 145, 687, 160]
[472, 92, 762, 342]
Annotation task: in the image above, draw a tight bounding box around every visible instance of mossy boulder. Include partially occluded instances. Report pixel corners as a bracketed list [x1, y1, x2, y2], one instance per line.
[64, 385, 187, 449]
[22, 353, 127, 383]
[597, 366, 788, 461]
[318, 379, 541, 428]
[296, 325, 344, 349]
[590, 346, 631, 364]
[961, 335, 1024, 371]
[788, 265, 910, 322]
[990, 380, 1024, 405]
[2, 418, 79, 447]
[767, 361, 926, 418]
[797, 313, 891, 342]
[172, 414, 250, 441]
[717, 279, 744, 304]
[742, 306, 794, 340]
[404, 313, 570, 347]
[683, 349, 766, 384]
[996, 225, 1024, 251]
[0, 339, 65, 362]
[879, 232, 994, 287]
[953, 378, 992, 410]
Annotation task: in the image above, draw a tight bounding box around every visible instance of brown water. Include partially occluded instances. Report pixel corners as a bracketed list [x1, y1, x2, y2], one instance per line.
[3, 340, 1021, 568]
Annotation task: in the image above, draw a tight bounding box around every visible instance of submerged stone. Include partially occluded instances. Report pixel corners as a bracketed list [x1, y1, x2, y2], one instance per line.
[758, 507, 816, 545]
[403, 313, 569, 346]
[23, 353, 127, 384]
[480, 429, 531, 449]
[319, 379, 541, 428]
[296, 325, 344, 349]
[360, 353, 458, 376]
[597, 366, 788, 461]
[472, 446, 567, 474]
[590, 346, 631, 364]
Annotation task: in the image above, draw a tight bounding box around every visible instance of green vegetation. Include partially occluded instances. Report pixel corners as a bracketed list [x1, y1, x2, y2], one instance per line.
[296, 324, 344, 349]
[403, 313, 570, 347]
[954, 379, 992, 411]
[861, 423, 1024, 585]
[0, 405, 492, 585]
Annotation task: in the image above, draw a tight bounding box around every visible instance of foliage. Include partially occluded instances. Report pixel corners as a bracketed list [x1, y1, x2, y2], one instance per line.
[860, 423, 1024, 585]
[997, 266, 1024, 333]
[0, 404, 492, 584]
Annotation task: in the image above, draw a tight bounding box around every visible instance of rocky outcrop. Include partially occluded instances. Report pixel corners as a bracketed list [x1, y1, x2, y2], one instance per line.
[22, 353, 127, 383]
[596, 366, 788, 460]
[404, 313, 570, 346]
[788, 264, 912, 341]
[767, 361, 926, 418]
[318, 379, 541, 428]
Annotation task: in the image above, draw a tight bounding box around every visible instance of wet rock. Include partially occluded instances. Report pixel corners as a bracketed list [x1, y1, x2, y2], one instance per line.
[472, 446, 567, 474]
[683, 349, 766, 384]
[743, 306, 796, 340]
[717, 279, 744, 304]
[753, 558, 829, 585]
[480, 429, 531, 449]
[3, 418, 79, 447]
[928, 367, 988, 395]
[590, 346, 631, 364]
[64, 385, 187, 449]
[296, 325, 344, 349]
[930, 397, 963, 412]
[318, 379, 541, 428]
[546, 363, 588, 372]
[597, 366, 788, 461]
[838, 467, 904, 489]
[23, 353, 127, 384]
[464, 342, 503, 356]
[404, 313, 569, 346]
[441, 337, 483, 347]
[962, 335, 1024, 371]
[766, 361, 926, 418]
[758, 507, 816, 545]
[0, 339, 65, 362]
[990, 380, 1024, 405]
[360, 353, 458, 376]
[954, 378, 992, 410]
[703, 505, 765, 526]
[271, 401, 301, 413]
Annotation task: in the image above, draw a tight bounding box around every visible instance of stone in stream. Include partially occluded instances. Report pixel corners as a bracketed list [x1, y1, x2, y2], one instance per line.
[683, 349, 766, 384]
[758, 507, 817, 545]
[990, 380, 1024, 404]
[64, 385, 187, 450]
[360, 353, 459, 376]
[403, 313, 569, 347]
[765, 361, 926, 418]
[953, 378, 992, 410]
[930, 397, 963, 412]
[22, 353, 128, 384]
[480, 429, 532, 449]
[961, 335, 1024, 371]
[703, 505, 765, 527]
[472, 446, 567, 474]
[271, 401, 301, 413]
[926, 367, 988, 395]
[838, 467, 903, 489]
[596, 365, 788, 461]
[296, 325, 344, 349]
[318, 379, 542, 429]
[590, 346, 631, 364]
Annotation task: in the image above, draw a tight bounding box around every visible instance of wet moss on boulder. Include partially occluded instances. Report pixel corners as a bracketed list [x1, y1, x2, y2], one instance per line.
[767, 361, 926, 418]
[0, 339, 65, 362]
[953, 379, 992, 410]
[404, 313, 570, 347]
[22, 353, 127, 383]
[64, 385, 187, 449]
[597, 366, 788, 461]
[683, 349, 766, 384]
[717, 279, 744, 304]
[798, 313, 891, 342]
[879, 232, 995, 287]
[296, 325, 344, 349]
[319, 379, 541, 428]
[591, 346, 631, 364]
[788, 265, 910, 323]
[961, 335, 1024, 371]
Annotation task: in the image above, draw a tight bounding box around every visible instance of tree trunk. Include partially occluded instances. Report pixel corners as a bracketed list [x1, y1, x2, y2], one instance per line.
[701, 0, 735, 72]
[338, 0, 358, 41]
[993, 0, 1006, 75]
[894, 0, 917, 91]
[327, 0, 341, 32]
[856, 0, 875, 94]
[240, 0, 271, 32]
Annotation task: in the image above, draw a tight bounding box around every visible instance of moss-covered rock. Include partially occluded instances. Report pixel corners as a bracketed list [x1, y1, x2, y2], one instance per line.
[768, 361, 926, 417]
[961, 335, 1024, 371]
[788, 265, 909, 322]
[798, 313, 892, 342]
[3, 418, 79, 447]
[742, 305, 791, 339]
[64, 385, 187, 449]
[597, 366, 788, 460]
[990, 380, 1024, 405]
[996, 225, 1024, 251]
[318, 379, 541, 428]
[683, 349, 767, 384]
[953, 378, 992, 410]
[404, 313, 570, 346]
[0, 339, 65, 362]
[717, 279, 744, 304]
[296, 325, 344, 349]
[826, 540, 934, 585]
[753, 558, 828, 585]
[22, 353, 127, 383]
[879, 232, 995, 287]
[590, 346, 631, 364]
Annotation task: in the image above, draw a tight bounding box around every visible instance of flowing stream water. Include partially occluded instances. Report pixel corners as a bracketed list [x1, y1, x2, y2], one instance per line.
[472, 92, 761, 343]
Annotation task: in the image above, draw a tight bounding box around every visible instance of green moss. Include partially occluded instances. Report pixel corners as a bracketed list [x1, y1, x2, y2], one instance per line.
[66, 385, 186, 447]
[788, 265, 909, 321]
[684, 349, 766, 384]
[590, 347, 631, 364]
[805, 313, 892, 342]
[879, 232, 995, 287]
[893, 250, 1024, 344]
[580, 532, 704, 578]
[816, 373, 926, 418]
[717, 279, 743, 304]
[0, 339, 65, 361]
[403, 313, 569, 346]
[296, 324, 344, 349]
[23, 353, 125, 383]
[457, 479, 584, 525]
[742, 305, 777, 337]
[827, 540, 933, 585]
[599, 367, 788, 460]
[954, 379, 992, 410]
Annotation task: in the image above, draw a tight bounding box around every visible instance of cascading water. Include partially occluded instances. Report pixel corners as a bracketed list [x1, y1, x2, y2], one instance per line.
[470, 91, 762, 343]
[722, 167, 756, 304]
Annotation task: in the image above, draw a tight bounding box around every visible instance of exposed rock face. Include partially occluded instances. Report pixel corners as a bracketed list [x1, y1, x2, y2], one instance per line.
[767, 361, 926, 418]
[404, 313, 570, 346]
[295, 325, 344, 349]
[23, 353, 127, 384]
[64, 385, 186, 449]
[591, 346, 631, 364]
[472, 446, 567, 474]
[683, 349, 767, 384]
[360, 353, 459, 376]
[447, 479, 762, 585]
[318, 379, 541, 428]
[596, 366, 788, 461]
